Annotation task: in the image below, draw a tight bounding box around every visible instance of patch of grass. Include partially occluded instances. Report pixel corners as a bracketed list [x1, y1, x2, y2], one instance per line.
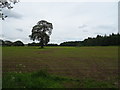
[2, 70, 63, 88]
[2, 70, 118, 88]
[78, 78, 117, 88]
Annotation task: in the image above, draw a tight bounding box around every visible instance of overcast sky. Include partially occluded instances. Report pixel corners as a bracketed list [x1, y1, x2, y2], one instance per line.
[0, 1, 118, 44]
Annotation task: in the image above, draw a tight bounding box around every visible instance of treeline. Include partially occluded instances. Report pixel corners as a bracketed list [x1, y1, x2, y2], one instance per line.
[0, 40, 58, 46]
[60, 41, 80, 46]
[0, 33, 120, 46]
[60, 33, 120, 46]
[28, 42, 58, 46]
[0, 40, 24, 46]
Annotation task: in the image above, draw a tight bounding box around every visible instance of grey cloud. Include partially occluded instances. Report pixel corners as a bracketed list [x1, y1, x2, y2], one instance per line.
[20, 37, 30, 41]
[0, 34, 21, 40]
[0, 34, 7, 39]
[16, 28, 23, 32]
[119, 2, 120, 26]
[95, 25, 116, 31]
[0, 34, 5, 37]
[8, 37, 29, 40]
[2, 9, 23, 19]
[4, 37, 15, 40]
[78, 24, 87, 29]
[94, 32, 104, 35]
[82, 30, 88, 32]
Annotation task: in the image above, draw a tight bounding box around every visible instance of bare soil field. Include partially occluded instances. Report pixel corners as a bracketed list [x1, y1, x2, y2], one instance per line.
[2, 46, 118, 83]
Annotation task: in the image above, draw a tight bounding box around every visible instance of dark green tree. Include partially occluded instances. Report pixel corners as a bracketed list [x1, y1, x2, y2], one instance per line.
[29, 20, 53, 48]
[13, 40, 24, 46]
[59, 33, 120, 46]
[4, 40, 13, 46]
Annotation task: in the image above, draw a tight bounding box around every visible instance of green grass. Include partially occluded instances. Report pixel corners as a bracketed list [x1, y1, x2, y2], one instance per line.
[2, 70, 117, 88]
[2, 46, 119, 88]
[3, 70, 63, 88]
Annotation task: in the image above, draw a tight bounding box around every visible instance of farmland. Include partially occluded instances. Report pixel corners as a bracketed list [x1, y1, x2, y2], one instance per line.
[2, 46, 119, 88]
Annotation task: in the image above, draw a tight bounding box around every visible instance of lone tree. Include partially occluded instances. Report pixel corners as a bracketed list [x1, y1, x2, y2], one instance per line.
[29, 20, 53, 48]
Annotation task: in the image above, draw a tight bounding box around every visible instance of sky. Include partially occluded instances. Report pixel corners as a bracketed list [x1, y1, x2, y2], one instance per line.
[0, 0, 118, 44]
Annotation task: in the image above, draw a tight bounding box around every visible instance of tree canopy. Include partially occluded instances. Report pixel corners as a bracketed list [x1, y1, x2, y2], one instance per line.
[29, 20, 53, 48]
[0, 0, 19, 20]
[0, 40, 24, 46]
[13, 40, 24, 46]
[60, 33, 120, 46]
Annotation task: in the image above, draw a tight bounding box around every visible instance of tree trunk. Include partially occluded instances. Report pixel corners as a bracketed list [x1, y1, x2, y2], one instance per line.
[41, 44, 44, 48]
[40, 38, 44, 48]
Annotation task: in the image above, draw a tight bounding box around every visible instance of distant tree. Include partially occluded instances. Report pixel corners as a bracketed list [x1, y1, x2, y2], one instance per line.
[59, 33, 120, 46]
[13, 40, 24, 46]
[60, 41, 80, 46]
[0, 0, 19, 20]
[28, 42, 36, 46]
[29, 20, 53, 48]
[28, 42, 40, 46]
[47, 43, 58, 46]
[4, 40, 13, 46]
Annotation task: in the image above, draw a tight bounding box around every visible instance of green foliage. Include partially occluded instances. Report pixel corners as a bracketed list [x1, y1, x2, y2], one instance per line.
[60, 33, 120, 46]
[1, 40, 24, 46]
[13, 41, 24, 46]
[31, 69, 49, 78]
[2, 70, 63, 88]
[4, 40, 13, 46]
[0, 0, 19, 20]
[79, 78, 116, 88]
[29, 20, 53, 48]
[2, 70, 118, 88]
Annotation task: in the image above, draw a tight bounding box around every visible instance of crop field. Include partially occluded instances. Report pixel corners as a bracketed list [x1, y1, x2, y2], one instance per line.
[2, 46, 119, 88]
